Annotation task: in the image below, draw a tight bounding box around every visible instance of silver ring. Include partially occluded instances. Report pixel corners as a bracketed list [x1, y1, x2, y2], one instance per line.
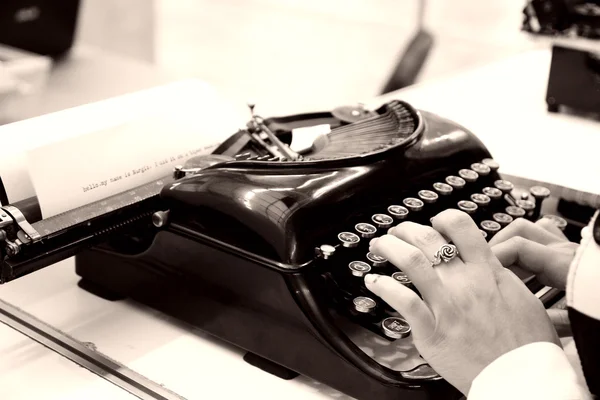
[432, 244, 459, 266]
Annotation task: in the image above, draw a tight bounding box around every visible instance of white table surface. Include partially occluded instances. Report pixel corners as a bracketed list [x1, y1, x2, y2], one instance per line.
[0, 47, 596, 399]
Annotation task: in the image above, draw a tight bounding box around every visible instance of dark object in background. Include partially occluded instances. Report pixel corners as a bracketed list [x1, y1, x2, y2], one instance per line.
[380, 0, 434, 94]
[522, 1, 600, 117]
[546, 44, 600, 114]
[522, 0, 600, 38]
[0, 1, 80, 57]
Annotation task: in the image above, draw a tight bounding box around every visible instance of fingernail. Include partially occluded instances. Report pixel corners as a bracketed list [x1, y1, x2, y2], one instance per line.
[364, 273, 380, 285]
[369, 238, 378, 247]
[429, 217, 434, 224]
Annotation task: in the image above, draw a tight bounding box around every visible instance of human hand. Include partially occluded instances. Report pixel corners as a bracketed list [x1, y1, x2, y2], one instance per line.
[489, 217, 578, 290]
[364, 209, 560, 395]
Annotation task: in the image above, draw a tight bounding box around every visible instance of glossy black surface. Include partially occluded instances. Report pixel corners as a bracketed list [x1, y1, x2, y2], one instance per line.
[161, 109, 491, 265]
[70, 102, 581, 400]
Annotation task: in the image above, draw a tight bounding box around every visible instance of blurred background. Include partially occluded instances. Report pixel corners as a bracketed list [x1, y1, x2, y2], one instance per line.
[2, 0, 547, 119]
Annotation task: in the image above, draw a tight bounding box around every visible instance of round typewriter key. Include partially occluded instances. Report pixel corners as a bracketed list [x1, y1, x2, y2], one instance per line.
[457, 200, 478, 214]
[338, 232, 360, 248]
[516, 199, 535, 213]
[482, 158, 500, 171]
[480, 220, 501, 235]
[470, 193, 490, 207]
[542, 214, 568, 231]
[353, 296, 376, 313]
[388, 205, 409, 220]
[418, 190, 438, 204]
[372, 214, 394, 228]
[494, 180, 514, 194]
[382, 317, 411, 339]
[319, 244, 336, 258]
[348, 261, 371, 277]
[530, 185, 551, 199]
[445, 175, 466, 190]
[403, 197, 424, 212]
[433, 182, 453, 196]
[367, 252, 388, 267]
[355, 223, 377, 238]
[493, 212, 513, 227]
[471, 162, 491, 176]
[506, 206, 526, 219]
[392, 271, 412, 286]
[483, 187, 503, 200]
[458, 169, 479, 183]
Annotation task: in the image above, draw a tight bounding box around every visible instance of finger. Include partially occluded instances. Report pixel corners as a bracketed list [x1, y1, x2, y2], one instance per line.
[430, 209, 493, 263]
[492, 237, 572, 289]
[535, 218, 568, 241]
[369, 235, 445, 301]
[388, 221, 454, 265]
[547, 309, 572, 337]
[364, 274, 435, 335]
[489, 218, 565, 247]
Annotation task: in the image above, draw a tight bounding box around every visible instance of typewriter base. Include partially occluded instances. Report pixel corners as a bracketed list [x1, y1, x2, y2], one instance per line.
[74, 231, 461, 400]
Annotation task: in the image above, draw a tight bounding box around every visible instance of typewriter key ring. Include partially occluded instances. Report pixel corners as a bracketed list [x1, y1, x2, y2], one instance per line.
[431, 243, 459, 266]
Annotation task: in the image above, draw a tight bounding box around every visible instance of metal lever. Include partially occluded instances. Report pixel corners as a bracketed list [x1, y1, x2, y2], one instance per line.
[1, 206, 41, 244]
[248, 103, 300, 161]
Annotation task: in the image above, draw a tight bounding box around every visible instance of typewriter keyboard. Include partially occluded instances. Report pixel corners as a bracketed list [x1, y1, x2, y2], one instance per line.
[317, 158, 567, 343]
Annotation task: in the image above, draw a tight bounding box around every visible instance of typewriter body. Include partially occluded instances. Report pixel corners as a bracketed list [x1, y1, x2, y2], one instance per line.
[0, 100, 590, 400]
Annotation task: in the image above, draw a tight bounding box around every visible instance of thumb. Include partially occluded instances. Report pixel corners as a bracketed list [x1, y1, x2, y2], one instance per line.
[491, 237, 572, 289]
[364, 274, 435, 335]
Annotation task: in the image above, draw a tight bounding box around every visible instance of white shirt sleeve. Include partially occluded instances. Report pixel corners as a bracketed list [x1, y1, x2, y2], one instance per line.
[468, 342, 591, 399]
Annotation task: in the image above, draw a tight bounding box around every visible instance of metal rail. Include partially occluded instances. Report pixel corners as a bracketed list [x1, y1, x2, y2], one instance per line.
[0, 299, 186, 400]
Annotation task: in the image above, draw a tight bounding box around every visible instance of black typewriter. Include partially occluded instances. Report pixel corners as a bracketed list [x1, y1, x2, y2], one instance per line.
[0, 100, 593, 400]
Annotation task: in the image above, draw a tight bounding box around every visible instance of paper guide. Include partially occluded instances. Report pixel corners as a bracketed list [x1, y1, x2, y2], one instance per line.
[0, 80, 248, 218]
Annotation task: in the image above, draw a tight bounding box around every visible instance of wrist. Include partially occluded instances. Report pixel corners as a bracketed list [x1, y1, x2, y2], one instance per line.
[468, 342, 589, 399]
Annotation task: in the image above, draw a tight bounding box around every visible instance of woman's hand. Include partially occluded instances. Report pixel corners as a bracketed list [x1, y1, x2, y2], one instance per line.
[489, 217, 578, 290]
[364, 209, 560, 395]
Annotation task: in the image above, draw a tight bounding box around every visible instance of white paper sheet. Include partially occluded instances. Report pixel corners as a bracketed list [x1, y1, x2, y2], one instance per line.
[0, 79, 246, 217]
